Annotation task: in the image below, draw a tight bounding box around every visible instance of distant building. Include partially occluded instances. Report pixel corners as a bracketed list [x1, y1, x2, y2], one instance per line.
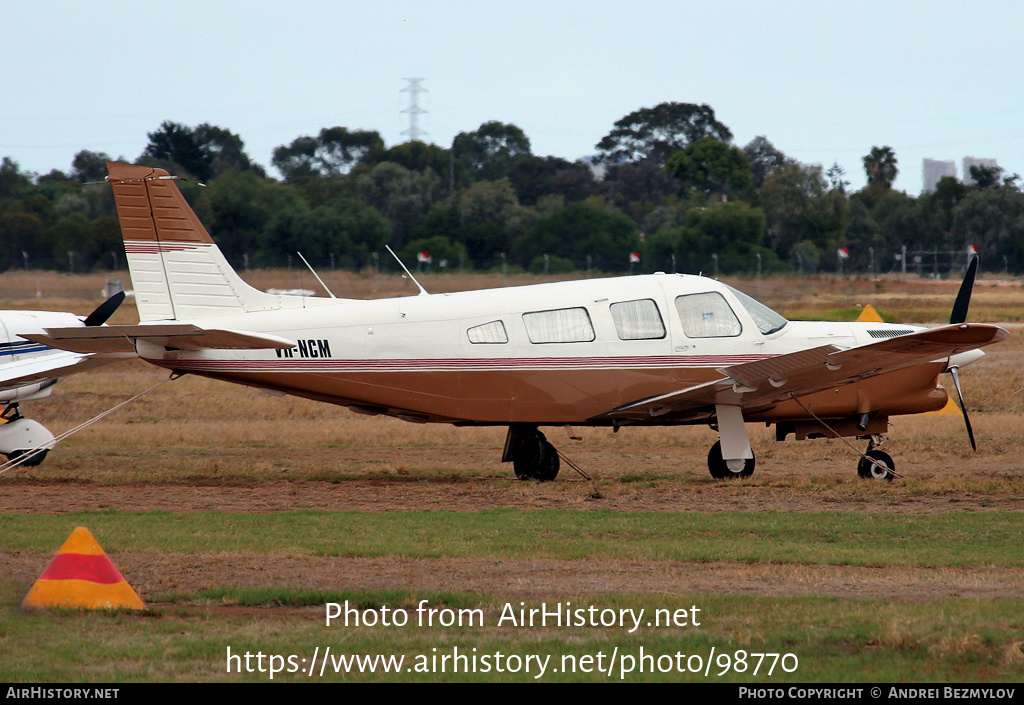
[922, 159, 956, 193]
[963, 157, 999, 185]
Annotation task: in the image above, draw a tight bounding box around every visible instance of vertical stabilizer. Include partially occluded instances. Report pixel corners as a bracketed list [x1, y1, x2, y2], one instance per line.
[106, 162, 283, 321]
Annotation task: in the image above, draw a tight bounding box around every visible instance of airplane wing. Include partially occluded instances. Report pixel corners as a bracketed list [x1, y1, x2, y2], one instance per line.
[21, 325, 296, 354]
[597, 323, 1009, 422]
[0, 350, 132, 391]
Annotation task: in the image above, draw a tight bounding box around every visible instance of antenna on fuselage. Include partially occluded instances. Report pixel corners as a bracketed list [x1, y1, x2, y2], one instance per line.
[385, 245, 429, 296]
[296, 252, 337, 299]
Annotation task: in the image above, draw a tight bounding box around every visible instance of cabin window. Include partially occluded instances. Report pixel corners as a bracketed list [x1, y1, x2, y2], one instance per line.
[675, 292, 741, 338]
[609, 299, 666, 340]
[467, 320, 508, 344]
[724, 284, 788, 335]
[523, 307, 595, 343]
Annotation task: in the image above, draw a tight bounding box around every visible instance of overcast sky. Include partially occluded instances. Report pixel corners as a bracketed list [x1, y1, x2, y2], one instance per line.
[4, 1, 1023, 194]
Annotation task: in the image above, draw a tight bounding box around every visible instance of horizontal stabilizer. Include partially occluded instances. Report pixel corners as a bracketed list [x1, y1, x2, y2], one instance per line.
[22, 325, 296, 354]
[601, 323, 1009, 421]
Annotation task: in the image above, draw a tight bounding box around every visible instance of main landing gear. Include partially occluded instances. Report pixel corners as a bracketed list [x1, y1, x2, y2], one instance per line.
[706, 404, 756, 480]
[857, 436, 895, 481]
[503, 425, 559, 481]
[707, 441, 755, 479]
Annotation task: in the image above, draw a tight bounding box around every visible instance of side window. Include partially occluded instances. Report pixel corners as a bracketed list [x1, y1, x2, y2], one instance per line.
[675, 292, 741, 338]
[467, 320, 508, 344]
[609, 299, 666, 340]
[523, 307, 595, 343]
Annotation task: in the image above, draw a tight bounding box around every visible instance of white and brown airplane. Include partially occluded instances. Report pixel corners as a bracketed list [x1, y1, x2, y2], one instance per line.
[26, 162, 1009, 480]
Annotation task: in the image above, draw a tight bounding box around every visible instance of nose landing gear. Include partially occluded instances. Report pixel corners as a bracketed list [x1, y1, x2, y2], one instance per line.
[0, 403, 55, 466]
[857, 436, 894, 481]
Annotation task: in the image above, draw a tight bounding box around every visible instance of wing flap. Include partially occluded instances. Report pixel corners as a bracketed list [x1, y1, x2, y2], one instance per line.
[22, 325, 296, 353]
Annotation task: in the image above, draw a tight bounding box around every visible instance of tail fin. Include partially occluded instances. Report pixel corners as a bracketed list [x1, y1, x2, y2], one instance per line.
[106, 162, 285, 322]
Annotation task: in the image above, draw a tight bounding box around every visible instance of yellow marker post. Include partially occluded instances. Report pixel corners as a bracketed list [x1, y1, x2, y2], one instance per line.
[857, 304, 884, 323]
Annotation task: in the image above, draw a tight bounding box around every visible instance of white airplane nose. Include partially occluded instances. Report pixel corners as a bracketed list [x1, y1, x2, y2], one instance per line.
[946, 348, 985, 371]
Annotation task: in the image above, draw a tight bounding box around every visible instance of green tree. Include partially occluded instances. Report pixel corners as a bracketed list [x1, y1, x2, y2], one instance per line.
[743, 136, 788, 188]
[663, 137, 752, 199]
[194, 124, 264, 177]
[951, 186, 1024, 271]
[595, 102, 732, 165]
[644, 202, 772, 274]
[144, 121, 259, 182]
[862, 146, 899, 189]
[0, 211, 44, 270]
[968, 164, 1002, 189]
[44, 213, 96, 271]
[600, 160, 684, 226]
[143, 121, 211, 180]
[826, 162, 850, 193]
[0, 157, 32, 199]
[357, 162, 445, 247]
[753, 162, 848, 267]
[412, 179, 522, 269]
[452, 121, 531, 185]
[70, 150, 114, 183]
[846, 189, 925, 271]
[207, 170, 301, 264]
[272, 127, 384, 181]
[506, 155, 596, 205]
[517, 200, 639, 271]
[923, 176, 968, 234]
[367, 141, 450, 178]
[259, 198, 389, 270]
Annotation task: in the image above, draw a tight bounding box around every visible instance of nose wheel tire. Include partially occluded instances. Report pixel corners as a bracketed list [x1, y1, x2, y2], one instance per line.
[5, 449, 49, 467]
[707, 441, 754, 479]
[857, 449, 895, 481]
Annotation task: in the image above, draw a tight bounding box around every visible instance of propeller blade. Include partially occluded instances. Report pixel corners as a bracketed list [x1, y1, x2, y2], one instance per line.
[950, 255, 978, 325]
[948, 366, 977, 451]
[83, 291, 126, 327]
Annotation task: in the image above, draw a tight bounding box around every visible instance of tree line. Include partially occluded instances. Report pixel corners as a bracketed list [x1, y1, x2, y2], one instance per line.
[2, 102, 1023, 277]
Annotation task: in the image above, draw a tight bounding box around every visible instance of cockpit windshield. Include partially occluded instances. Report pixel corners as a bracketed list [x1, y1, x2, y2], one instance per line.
[724, 284, 788, 335]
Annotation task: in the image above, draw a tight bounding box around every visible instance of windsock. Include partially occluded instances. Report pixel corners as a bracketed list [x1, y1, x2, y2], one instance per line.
[21, 526, 145, 611]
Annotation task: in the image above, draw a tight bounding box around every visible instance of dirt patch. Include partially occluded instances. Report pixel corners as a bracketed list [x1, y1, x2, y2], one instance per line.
[2, 477, 1023, 515]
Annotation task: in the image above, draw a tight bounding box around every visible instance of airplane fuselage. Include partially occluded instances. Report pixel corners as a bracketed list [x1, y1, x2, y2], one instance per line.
[134, 273, 952, 427]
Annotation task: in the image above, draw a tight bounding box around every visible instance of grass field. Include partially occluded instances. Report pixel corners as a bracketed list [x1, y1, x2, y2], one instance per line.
[1, 269, 1023, 682]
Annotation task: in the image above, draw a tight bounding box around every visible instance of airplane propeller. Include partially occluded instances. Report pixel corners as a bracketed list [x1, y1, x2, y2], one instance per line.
[82, 290, 126, 327]
[950, 254, 978, 325]
[945, 255, 979, 451]
[947, 365, 976, 451]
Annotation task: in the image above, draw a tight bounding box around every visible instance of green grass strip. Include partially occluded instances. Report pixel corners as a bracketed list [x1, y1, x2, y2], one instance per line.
[3, 509, 1024, 568]
[3, 583, 1024, 682]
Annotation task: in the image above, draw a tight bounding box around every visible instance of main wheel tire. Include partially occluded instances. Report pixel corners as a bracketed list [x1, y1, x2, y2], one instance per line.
[5, 449, 48, 467]
[707, 441, 754, 479]
[857, 449, 894, 481]
[513, 434, 559, 481]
